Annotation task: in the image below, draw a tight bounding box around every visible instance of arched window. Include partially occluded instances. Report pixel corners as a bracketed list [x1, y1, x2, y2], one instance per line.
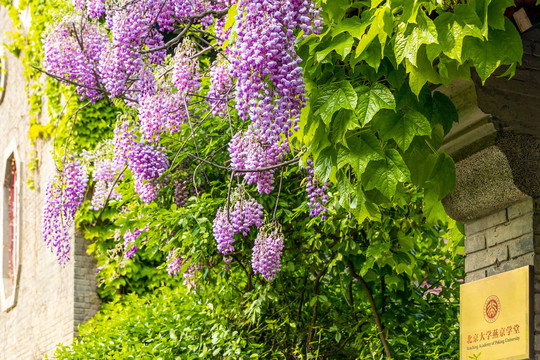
[1, 144, 20, 312]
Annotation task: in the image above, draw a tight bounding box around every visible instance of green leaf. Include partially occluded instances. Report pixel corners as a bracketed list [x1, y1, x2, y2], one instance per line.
[222, 3, 237, 33]
[432, 91, 458, 135]
[356, 23, 378, 58]
[313, 81, 358, 125]
[462, 19, 523, 83]
[322, 0, 350, 24]
[487, 0, 513, 30]
[337, 132, 384, 174]
[433, 13, 475, 62]
[316, 33, 354, 61]
[362, 159, 397, 199]
[331, 109, 359, 144]
[406, 46, 441, 95]
[425, 152, 456, 199]
[353, 187, 381, 222]
[394, 12, 438, 66]
[355, 83, 396, 125]
[373, 109, 431, 151]
[385, 148, 411, 183]
[311, 121, 331, 161]
[352, 37, 382, 71]
[366, 241, 390, 259]
[397, 232, 414, 251]
[400, 0, 421, 23]
[423, 188, 448, 224]
[314, 146, 337, 183]
[332, 17, 369, 39]
[403, 148, 437, 186]
[361, 150, 410, 199]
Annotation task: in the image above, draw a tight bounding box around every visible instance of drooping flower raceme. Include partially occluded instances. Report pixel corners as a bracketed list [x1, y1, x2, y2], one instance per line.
[128, 143, 169, 204]
[42, 158, 88, 265]
[43, 18, 108, 101]
[212, 188, 264, 255]
[305, 159, 329, 219]
[172, 40, 200, 97]
[123, 225, 148, 258]
[139, 90, 186, 142]
[208, 59, 232, 116]
[91, 157, 122, 211]
[167, 250, 202, 292]
[228, 0, 321, 193]
[252, 223, 284, 281]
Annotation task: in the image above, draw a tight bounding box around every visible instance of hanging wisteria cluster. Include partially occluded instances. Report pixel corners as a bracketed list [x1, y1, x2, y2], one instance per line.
[123, 225, 148, 258]
[252, 223, 284, 281]
[213, 188, 264, 255]
[42, 158, 88, 264]
[91, 157, 121, 210]
[306, 159, 329, 219]
[228, 0, 321, 195]
[166, 250, 202, 292]
[41, 0, 325, 282]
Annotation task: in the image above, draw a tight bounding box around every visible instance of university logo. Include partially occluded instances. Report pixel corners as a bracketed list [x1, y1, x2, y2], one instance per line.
[483, 295, 501, 323]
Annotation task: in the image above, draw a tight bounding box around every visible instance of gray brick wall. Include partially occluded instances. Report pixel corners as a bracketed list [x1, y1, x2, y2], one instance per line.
[464, 198, 534, 282]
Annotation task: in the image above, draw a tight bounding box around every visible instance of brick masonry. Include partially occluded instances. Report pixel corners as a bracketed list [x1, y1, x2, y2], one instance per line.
[0, 9, 100, 360]
[463, 198, 534, 282]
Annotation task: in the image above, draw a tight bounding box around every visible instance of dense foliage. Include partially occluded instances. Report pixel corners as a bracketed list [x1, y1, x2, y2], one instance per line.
[1, 0, 524, 357]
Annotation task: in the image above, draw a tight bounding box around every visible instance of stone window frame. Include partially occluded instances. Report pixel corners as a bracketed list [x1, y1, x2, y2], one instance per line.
[0, 141, 21, 312]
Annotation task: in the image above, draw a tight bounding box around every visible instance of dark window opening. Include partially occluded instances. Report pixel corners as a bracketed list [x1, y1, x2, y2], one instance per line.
[2, 154, 17, 300]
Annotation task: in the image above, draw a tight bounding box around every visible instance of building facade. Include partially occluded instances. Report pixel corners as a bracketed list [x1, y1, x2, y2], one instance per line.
[0, 8, 100, 359]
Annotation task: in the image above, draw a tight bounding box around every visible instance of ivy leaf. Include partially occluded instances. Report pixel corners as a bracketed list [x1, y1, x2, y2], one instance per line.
[454, 4, 483, 29]
[321, 0, 350, 24]
[314, 146, 337, 183]
[394, 12, 438, 66]
[361, 149, 410, 199]
[311, 121, 331, 161]
[366, 241, 390, 260]
[385, 148, 411, 183]
[331, 109, 358, 144]
[362, 159, 397, 199]
[353, 188, 381, 222]
[351, 37, 383, 71]
[337, 132, 384, 174]
[355, 83, 396, 125]
[313, 81, 358, 125]
[406, 46, 441, 95]
[432, 91, 458, 135]
[404, 147, 436, 186]
[373, 109, 431, 151]
[478, 0, 491, 37]
[356, 22, 378, 57]
[462, 19, 522, 83]
[433, 13, 468, 62]
[488, 0, 514, 30]
[332, 17, 369, 39]
[425, 152, 456, 199]
[316, 33, 354, 61]
[400, 0, 421, 24]
[423, 188, 448, 224]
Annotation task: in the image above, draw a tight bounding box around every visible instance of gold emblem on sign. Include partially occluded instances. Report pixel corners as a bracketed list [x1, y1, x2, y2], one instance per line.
[484, 295, 501, 323]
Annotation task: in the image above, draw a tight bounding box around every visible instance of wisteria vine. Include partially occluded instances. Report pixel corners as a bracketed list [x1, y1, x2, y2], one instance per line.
[41, 0, 326, 283]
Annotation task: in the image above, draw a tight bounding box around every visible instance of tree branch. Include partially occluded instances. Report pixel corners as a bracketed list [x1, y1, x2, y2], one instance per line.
[348, 261, 392, 359]
[306, 266, 328, 356]
[142, 7, 229, 54]
[186, 153, 300, 173]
